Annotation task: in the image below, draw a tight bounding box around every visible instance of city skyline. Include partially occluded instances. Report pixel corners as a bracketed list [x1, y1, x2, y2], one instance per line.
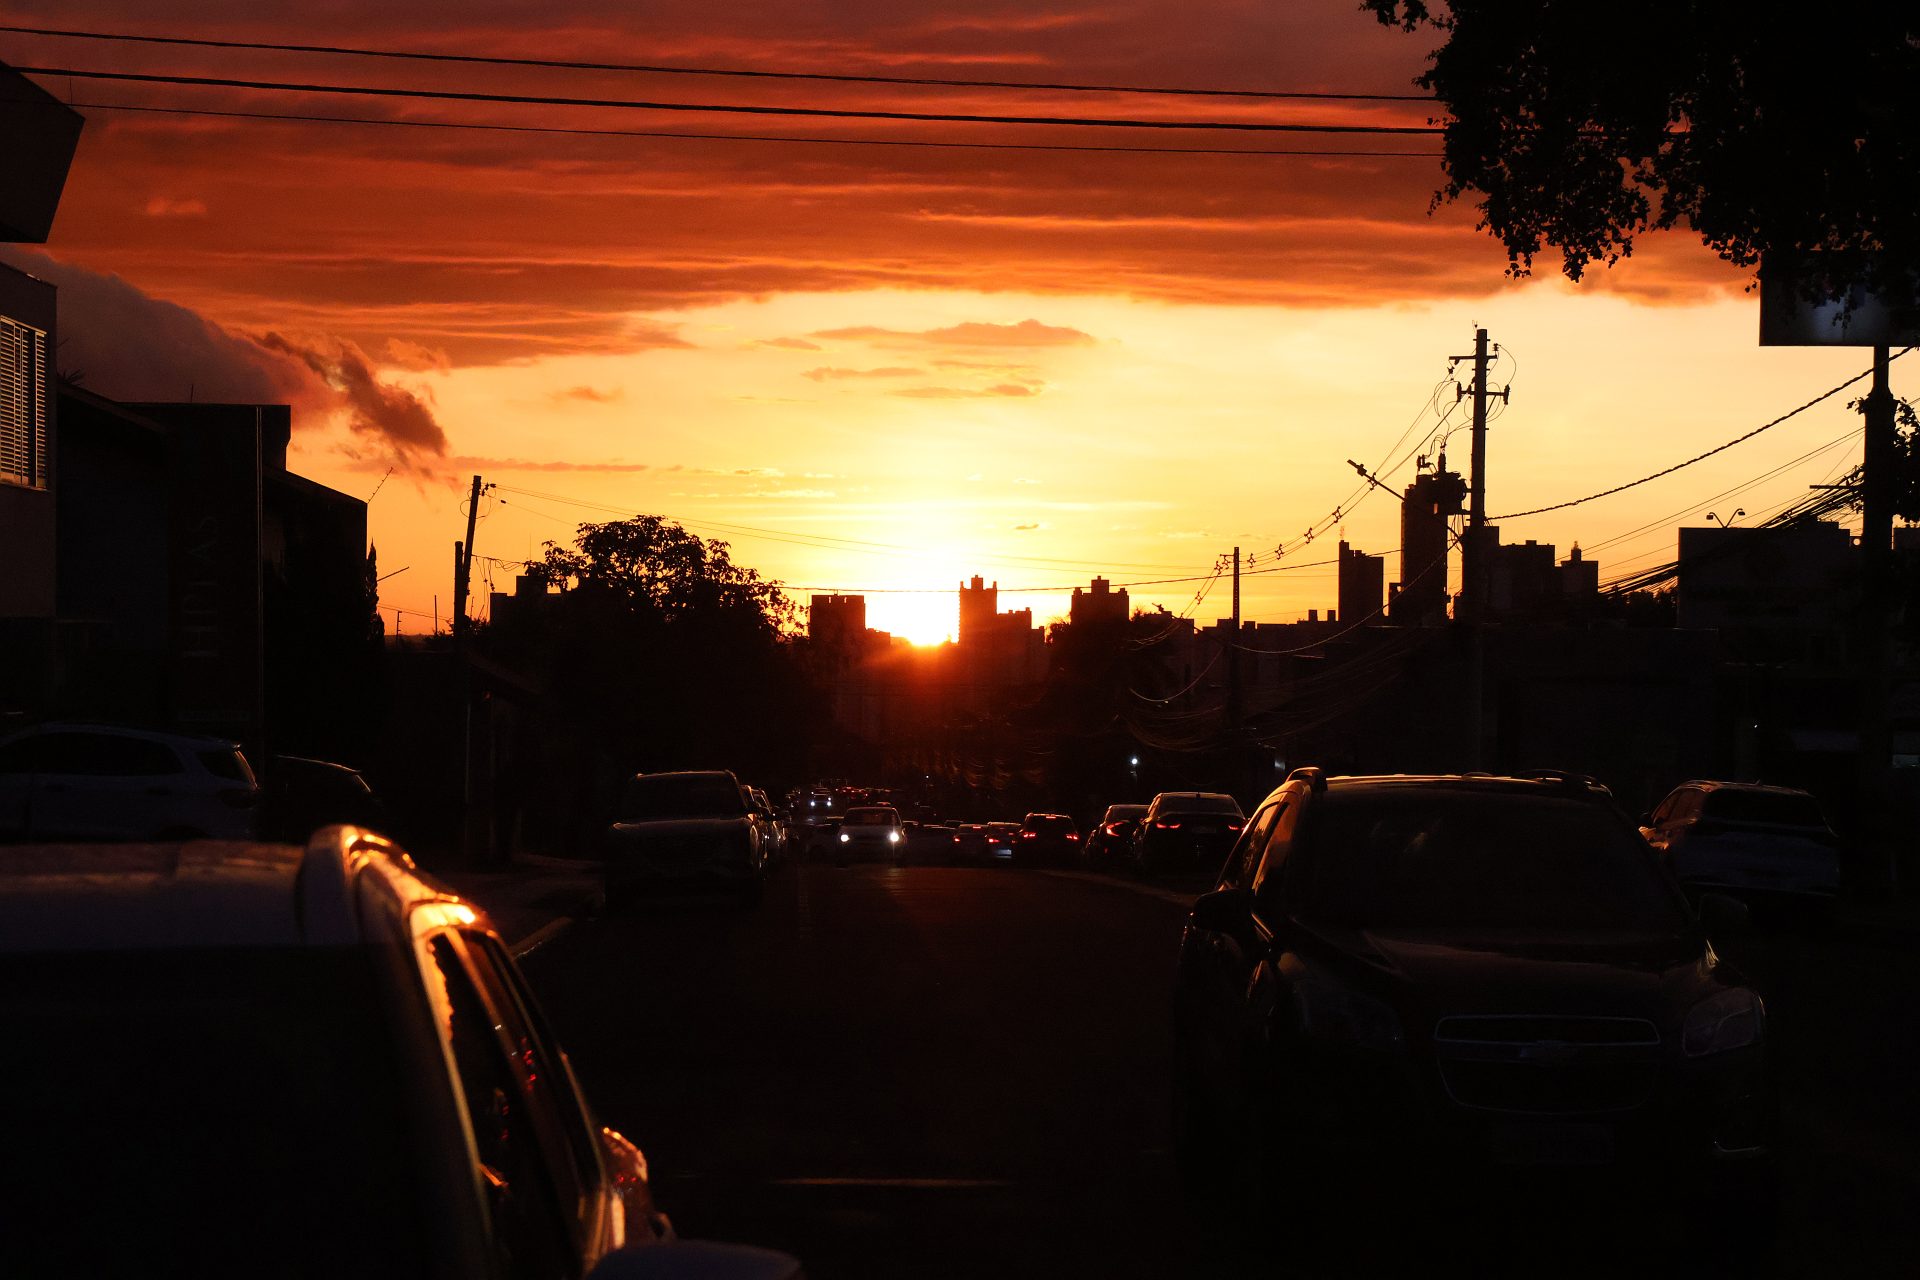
[0, 4, 1893, 643]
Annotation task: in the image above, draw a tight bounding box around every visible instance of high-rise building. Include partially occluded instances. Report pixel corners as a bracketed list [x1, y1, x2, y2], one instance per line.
[809, 593, 866, 649]
[1070, 576, 1130, 627]
[1337, 542, 1384, 629]
[1391, 463, 1466, 625]
[958, 575, 999, 646]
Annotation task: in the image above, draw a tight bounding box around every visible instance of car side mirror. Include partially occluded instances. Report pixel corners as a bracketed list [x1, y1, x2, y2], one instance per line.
[1698, 892, 1750, 936]
[1189, 886, 1254, 937]
[585, 1241, 804, 1280]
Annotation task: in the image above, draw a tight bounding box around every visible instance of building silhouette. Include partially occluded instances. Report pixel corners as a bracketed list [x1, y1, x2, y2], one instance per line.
[1390, 462, 1466, 625]
[1337, 541, 1384, 629]
[1070, 576, 1130, 627]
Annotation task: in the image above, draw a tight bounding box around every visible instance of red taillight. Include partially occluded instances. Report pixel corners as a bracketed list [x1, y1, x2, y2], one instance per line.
[1021, 831, 1036, 839]
[1066, 833, 1079, 840]
[1226, 821, 1242, 831]
[1103, 823, 1120, 835]
[953, 835, 962, 843]
[1155, 819, 1181, 829]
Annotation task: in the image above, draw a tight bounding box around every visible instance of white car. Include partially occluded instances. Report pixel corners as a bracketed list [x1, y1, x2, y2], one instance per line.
[836, 805, 904, 862]
[0, 723, 260, 841]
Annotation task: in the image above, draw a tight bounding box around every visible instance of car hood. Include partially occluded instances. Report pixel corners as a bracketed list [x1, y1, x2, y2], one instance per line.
[1305, 922, 1712, 1024]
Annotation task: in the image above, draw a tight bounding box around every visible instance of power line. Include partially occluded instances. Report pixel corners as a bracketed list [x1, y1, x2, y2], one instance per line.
[43, 99, 1443, 159]
[10, 65, 1447, 134]
[1492, 351, 1911, 521]
[0, 23, 1437, 103]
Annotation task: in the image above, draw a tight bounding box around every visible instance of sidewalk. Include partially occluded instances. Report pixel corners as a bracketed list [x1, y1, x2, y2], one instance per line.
[438, 853, 604, 955]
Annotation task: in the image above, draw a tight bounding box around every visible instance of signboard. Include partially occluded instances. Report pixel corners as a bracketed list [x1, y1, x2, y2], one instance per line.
[1759, 254, 1920, 347]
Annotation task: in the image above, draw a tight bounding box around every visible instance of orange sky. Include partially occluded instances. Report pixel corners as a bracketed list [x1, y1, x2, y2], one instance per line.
[4, 2, 1889, 642]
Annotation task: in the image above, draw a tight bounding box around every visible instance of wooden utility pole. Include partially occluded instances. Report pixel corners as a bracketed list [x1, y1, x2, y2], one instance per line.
[1455, 328, 1507, 768]
[452, 474, 483, 638]
[1226, 547, 1242, 735]
[1859, 344, 1898, 888]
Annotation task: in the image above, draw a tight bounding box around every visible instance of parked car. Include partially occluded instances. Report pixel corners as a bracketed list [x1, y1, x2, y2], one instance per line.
[746, 786, 786, 865]
[1174, 768, 1772, 1226]
[603, 771, 767, 907]
[0, 829, 800, 1279]
[0, 722, 260, 842]
[1131, 791, 1244, 876]
[951, 822, 1013, 865]
[1085, 803, 1149, 868]
[835, 805, 904, 863]
[1014, 813, 1081, 866]
[1641, 780, 1841, 908]
[260, 754, 390, 843]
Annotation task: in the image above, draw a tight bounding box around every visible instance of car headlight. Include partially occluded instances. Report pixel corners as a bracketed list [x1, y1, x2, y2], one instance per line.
[839, 832, 850, 843]
[1683, 987, 1763, 1057]
[1292, 978, 1405, 1052]
[888, 830, 901, 843]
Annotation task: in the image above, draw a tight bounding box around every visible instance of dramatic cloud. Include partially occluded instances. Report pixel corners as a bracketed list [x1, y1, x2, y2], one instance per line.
[385, 338, 452, 371]
[893, 382, 1042, 399]
[813, 320, 1097, 349]
[800, 366, 923, 381]
[0, 246, 321, 410]
[258, 332, 450, 466]
[446, 455, 652, 472]
[550, 384, 624, 403]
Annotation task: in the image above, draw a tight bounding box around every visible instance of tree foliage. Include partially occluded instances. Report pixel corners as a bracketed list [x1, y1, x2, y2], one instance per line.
[1364, 2, 1920, 294]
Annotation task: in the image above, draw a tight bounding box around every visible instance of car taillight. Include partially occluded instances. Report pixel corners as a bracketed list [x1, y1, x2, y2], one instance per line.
[219, 788, 259, 809]
[953, 835, 962, 843]
[1155, 820, 1180, 829]
[1066, 833, 1079, 840]
[1021, 831, 1036, 839]
[1104, 823, 1120, 835]
[1226, 821, 1242, 831]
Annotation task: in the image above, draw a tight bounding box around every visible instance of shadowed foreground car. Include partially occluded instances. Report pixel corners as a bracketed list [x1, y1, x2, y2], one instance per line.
[604, 770, 768, 907]
[0, 831, 801, 1280]
[1174, 770, 1773, 1238]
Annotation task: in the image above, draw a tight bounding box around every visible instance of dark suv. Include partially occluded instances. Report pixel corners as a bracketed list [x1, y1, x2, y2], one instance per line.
[1173, 770, 1771, 1229]
[0, 830, 798, 1279]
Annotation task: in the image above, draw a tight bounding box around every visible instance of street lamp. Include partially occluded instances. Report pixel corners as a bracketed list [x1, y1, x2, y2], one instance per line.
[1707, 509, 1745, 528]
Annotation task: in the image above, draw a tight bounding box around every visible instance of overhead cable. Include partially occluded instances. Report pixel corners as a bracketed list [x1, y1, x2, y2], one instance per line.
[0, 23, 1437, 102]
[10, 66, 1447, 134]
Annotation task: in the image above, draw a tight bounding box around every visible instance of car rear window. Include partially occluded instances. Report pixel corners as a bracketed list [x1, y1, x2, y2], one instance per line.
[0, 947, 427, 1275]
[1291, 789, 1688, 933]
[1158, 795, 1242, 817]
[620, 773, 747, 819]
[1103, 806, 1149, 822]
[1029, 816, 1076, 833]
[1702, 789, 1827, 828]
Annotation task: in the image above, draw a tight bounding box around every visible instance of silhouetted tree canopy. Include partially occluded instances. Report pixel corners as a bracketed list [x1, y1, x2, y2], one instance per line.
[1364, 2, 1920, 295]
[527, 515, 798, 632]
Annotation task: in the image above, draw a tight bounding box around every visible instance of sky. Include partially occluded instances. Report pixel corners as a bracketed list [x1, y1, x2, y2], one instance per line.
[2, 1, 1889, 644]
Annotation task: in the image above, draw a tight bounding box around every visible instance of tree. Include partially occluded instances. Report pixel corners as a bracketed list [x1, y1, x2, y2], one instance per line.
[1363, 2, 1920, 296]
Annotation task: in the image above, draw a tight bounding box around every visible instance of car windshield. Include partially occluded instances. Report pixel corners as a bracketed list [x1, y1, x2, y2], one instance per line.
[1029, 816, 1075, 833]
[0, 947, 426, 1275]
[620, 774, 746, 819]
[1291, 789, 1689, 933]
[1104, 806, 1148, 821]
[844, 807, 899, 825]
[1703, 789, 1827, 828]
[1159, 796, 1241, 817]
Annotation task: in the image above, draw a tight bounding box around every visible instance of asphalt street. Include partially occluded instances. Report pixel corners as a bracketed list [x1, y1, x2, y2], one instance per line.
[522, 859, 1920, 1279]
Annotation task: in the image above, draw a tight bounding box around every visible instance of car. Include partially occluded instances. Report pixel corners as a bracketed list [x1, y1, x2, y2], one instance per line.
[835, 805, 905, 863]
[0, 722, 260, 842]
[260, 754, 391, 843]
[950, 822, 1012, 865]
[1641, 780, 1841, 909]
[603, 770, 768, 907]
[1173, 768, 1773, 1229]
[1014, 813, 1081, 866]
[1131, 791, 1244, 876]
[1085, 803, 1149, 868]
[746, 787, 786, 864]
[0, 830, 801, 1279]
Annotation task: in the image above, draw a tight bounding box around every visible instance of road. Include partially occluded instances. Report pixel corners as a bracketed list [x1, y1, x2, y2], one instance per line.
[523, 859, 1920, 1279]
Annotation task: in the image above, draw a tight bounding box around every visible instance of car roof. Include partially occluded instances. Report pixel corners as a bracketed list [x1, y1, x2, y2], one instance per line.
[1152, 792, 1235, 803]
[631, 769, 738, 781]
[1257, 773, 1614, 808]
[1673, 779, 1815, 798]
[0, 831, 463, 954]
[3, 722, 242, 749]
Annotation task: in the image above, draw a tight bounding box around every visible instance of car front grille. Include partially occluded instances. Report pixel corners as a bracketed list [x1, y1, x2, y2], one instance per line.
[1433, 1015, 1662, 1115]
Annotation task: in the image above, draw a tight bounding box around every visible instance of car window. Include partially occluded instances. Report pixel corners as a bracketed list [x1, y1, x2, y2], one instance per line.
[423, 935, 575, 1280]
[618, 774, 745, 820]
[461, 934, 602, 1214]
[1221, 801, 1282, 889]
[34, 732, 182, 777]
[1669, 789, 1705, 825]
[1249, 801, 1303, 916]
[1702, 789, 1826, 828]
[1289, 790, 1689, 933]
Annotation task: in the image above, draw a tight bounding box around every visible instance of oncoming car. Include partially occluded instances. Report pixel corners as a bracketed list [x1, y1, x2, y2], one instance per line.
[836, 805, 904, 862]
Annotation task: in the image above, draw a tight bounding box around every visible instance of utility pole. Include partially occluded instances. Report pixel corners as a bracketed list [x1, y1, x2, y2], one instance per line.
[452, 473, 484, 639]
[1454, 328, 1508, 768]
[1227, 547, 1242, 735]
[1859, 344, 1897, 889]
